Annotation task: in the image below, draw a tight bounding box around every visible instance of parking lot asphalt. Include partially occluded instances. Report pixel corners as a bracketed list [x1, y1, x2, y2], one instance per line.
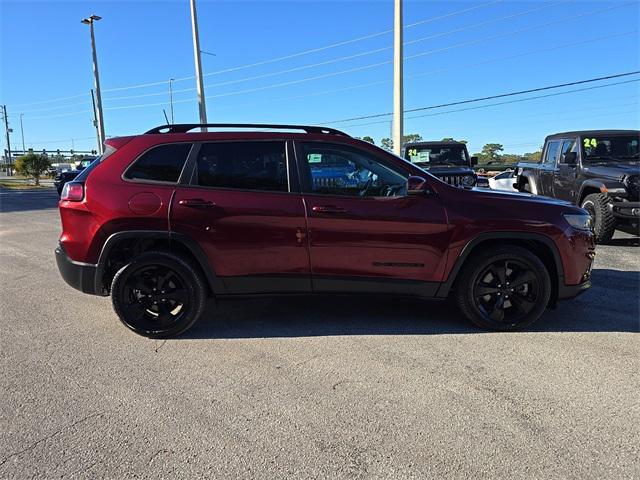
[1, 188, 639, 479]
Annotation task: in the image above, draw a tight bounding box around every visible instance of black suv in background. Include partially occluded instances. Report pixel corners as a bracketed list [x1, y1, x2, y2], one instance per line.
[515, 130, 640, 243]
[403, 141, 478, 188]
[54, 159, 93, 195]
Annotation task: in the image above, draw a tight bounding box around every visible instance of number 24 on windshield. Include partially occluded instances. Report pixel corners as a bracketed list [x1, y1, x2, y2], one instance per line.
[583, 138, 598, 148]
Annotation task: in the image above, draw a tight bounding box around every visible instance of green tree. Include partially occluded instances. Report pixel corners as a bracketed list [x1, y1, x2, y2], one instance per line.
[474, 143, 504, 165]
[523, 150, 542, 162]
[442, 137, 468, 144]
[15, 153, 51, 186]
[361, 136, 375, 145]
[380, 134, 423, 151]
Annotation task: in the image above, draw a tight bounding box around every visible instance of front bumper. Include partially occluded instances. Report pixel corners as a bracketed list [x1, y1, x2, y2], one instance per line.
[610, 201, 640, 220]
[557, 278, 591, 300]
[55, 244, 100, 295]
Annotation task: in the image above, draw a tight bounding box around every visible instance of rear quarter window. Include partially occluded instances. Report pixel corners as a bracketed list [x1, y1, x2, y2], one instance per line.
[125, 143, 193, 183]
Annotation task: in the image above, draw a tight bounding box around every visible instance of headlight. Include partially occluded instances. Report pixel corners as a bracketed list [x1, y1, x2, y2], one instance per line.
[563, 213, 592, 231]
[461, 175, 476, 187]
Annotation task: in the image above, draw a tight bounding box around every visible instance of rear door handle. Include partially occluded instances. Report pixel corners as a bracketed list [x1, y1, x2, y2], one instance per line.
[312, 205, 347, 214]
[178, 198, 216, 208]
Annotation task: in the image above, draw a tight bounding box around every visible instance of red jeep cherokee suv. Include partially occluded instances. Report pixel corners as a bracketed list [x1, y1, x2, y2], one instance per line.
[55, 124, 595, 337]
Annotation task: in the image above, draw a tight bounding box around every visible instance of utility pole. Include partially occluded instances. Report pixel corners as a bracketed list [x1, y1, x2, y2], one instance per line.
[82, 15, 105, 154]
[169, 78, 175, 124]
[90, 89, 101, 151]
[2, 105, 12, 176]
[189, 0, 208, 129]
[392, 0, 403, 156]
[19, 113, 25, 153]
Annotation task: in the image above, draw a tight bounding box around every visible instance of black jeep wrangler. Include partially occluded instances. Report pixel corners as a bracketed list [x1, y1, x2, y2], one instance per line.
[403, 141, 478, 188]
[515, 130, 639, 243]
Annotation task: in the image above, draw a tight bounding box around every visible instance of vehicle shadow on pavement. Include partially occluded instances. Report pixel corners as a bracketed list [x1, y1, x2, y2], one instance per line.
[0, 188, 59, 213]
[182, 268, 639, 339]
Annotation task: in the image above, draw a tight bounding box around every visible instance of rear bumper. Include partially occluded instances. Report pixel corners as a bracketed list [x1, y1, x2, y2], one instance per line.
[55, 244, 101, 295]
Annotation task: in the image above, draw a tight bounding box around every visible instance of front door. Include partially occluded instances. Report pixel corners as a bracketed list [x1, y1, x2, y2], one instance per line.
[171, 140, 311, 293]
[539, 140, 560, 196]
[296, 141, 450, 296]
[554, 138, 579, 203]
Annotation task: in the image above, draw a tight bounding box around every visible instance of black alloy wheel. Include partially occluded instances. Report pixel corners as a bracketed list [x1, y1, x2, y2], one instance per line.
[473, 259, 539, 325]
[455, 246, 551, 331]
[111, 251, 206, 338]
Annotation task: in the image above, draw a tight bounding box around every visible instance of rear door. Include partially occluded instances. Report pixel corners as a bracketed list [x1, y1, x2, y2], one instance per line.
[296, 141, 450, 295]
[171, 140, 311, 293]
[554, 138, 579, 202]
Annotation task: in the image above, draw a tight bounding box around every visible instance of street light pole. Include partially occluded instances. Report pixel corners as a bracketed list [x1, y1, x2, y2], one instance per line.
[189, 0, 208, 129]
[19, 113, 25, 153]
[392, 0, 403, 156]
[169, 78, 175, 124]
[81, 15, 105, 154]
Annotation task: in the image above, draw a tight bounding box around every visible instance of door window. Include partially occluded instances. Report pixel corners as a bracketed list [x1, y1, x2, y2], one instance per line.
[125, 143, 193, 183]
[194, 141, 288, 192]
[300, 143, 407, 197]
[543, 141, 561, 166]
[559, 139, 578, 164]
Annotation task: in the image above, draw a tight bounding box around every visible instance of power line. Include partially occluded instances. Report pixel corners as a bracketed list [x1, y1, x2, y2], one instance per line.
[336, 78, 640, 128]
[99, 1, 638, 106]
[210, 30, 636, 115]
[7, 0, 504, 107]
[323, 71, 640, 124]
[17, 1, 636, 116]
[99, 1, 562, 103]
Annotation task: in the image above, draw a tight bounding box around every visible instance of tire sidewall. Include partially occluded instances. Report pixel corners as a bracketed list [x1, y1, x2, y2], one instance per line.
[111, 252, 205, 338]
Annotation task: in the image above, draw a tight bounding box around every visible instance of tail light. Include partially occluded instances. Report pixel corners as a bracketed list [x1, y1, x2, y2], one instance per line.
[60, 182, 84, 201]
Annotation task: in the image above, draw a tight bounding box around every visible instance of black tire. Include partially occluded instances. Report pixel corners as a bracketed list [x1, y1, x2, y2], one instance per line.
[454, 245, 551, 331]
[581, 193, 616, 244]
[111, 251, 207, 338]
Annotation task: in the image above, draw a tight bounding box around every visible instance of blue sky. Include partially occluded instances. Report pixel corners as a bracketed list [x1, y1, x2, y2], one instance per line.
[1, 0, 639, 155]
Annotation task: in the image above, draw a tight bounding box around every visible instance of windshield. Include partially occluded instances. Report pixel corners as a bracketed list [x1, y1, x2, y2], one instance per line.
[405, 145, 468, 166]
[581, 134, 640, 161]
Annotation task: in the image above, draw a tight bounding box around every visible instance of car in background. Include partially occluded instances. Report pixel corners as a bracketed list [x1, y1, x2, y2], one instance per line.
[515, 130, 639, 243]
[402, 141, 478, 188]
[54, 159, 94, 195]
[489, 169, 517, 191]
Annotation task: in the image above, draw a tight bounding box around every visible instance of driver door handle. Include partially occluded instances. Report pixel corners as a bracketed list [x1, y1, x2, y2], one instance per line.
[312, 205, 347, 214]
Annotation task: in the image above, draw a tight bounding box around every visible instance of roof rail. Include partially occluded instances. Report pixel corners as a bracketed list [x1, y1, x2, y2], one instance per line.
[144, 123, 350, 136]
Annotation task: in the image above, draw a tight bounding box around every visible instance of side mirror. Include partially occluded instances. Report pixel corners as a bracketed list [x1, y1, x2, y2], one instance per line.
[407, 175, 428, 194]
[564, 152, 577, 165]
[470, 156, 478, 166]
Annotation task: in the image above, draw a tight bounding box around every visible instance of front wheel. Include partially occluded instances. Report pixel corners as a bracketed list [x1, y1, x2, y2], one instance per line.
[111, 251, 207, 338]
[455, 246, 551, 331]
[581, 193, 616, 244]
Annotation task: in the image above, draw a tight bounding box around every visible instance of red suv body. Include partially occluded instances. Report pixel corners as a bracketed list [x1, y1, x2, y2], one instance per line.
[56, 124, 595, 337]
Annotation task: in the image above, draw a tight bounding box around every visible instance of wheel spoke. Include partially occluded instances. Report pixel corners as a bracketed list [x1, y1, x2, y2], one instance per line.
[121, 302, 146, 319]
[510, 294, 536, 314]
[476, 285, 500, 297]
[164, 288, 188, 304]
[511, 270, 536, 287]
[156, 270, 174, 290]
[488, 296, 505, 322]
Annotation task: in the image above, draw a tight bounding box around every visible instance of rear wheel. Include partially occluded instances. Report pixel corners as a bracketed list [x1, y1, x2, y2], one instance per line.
[455, 246, 551, 331]
[581, 193, 615, 244]
[111, 251, 206, 338]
